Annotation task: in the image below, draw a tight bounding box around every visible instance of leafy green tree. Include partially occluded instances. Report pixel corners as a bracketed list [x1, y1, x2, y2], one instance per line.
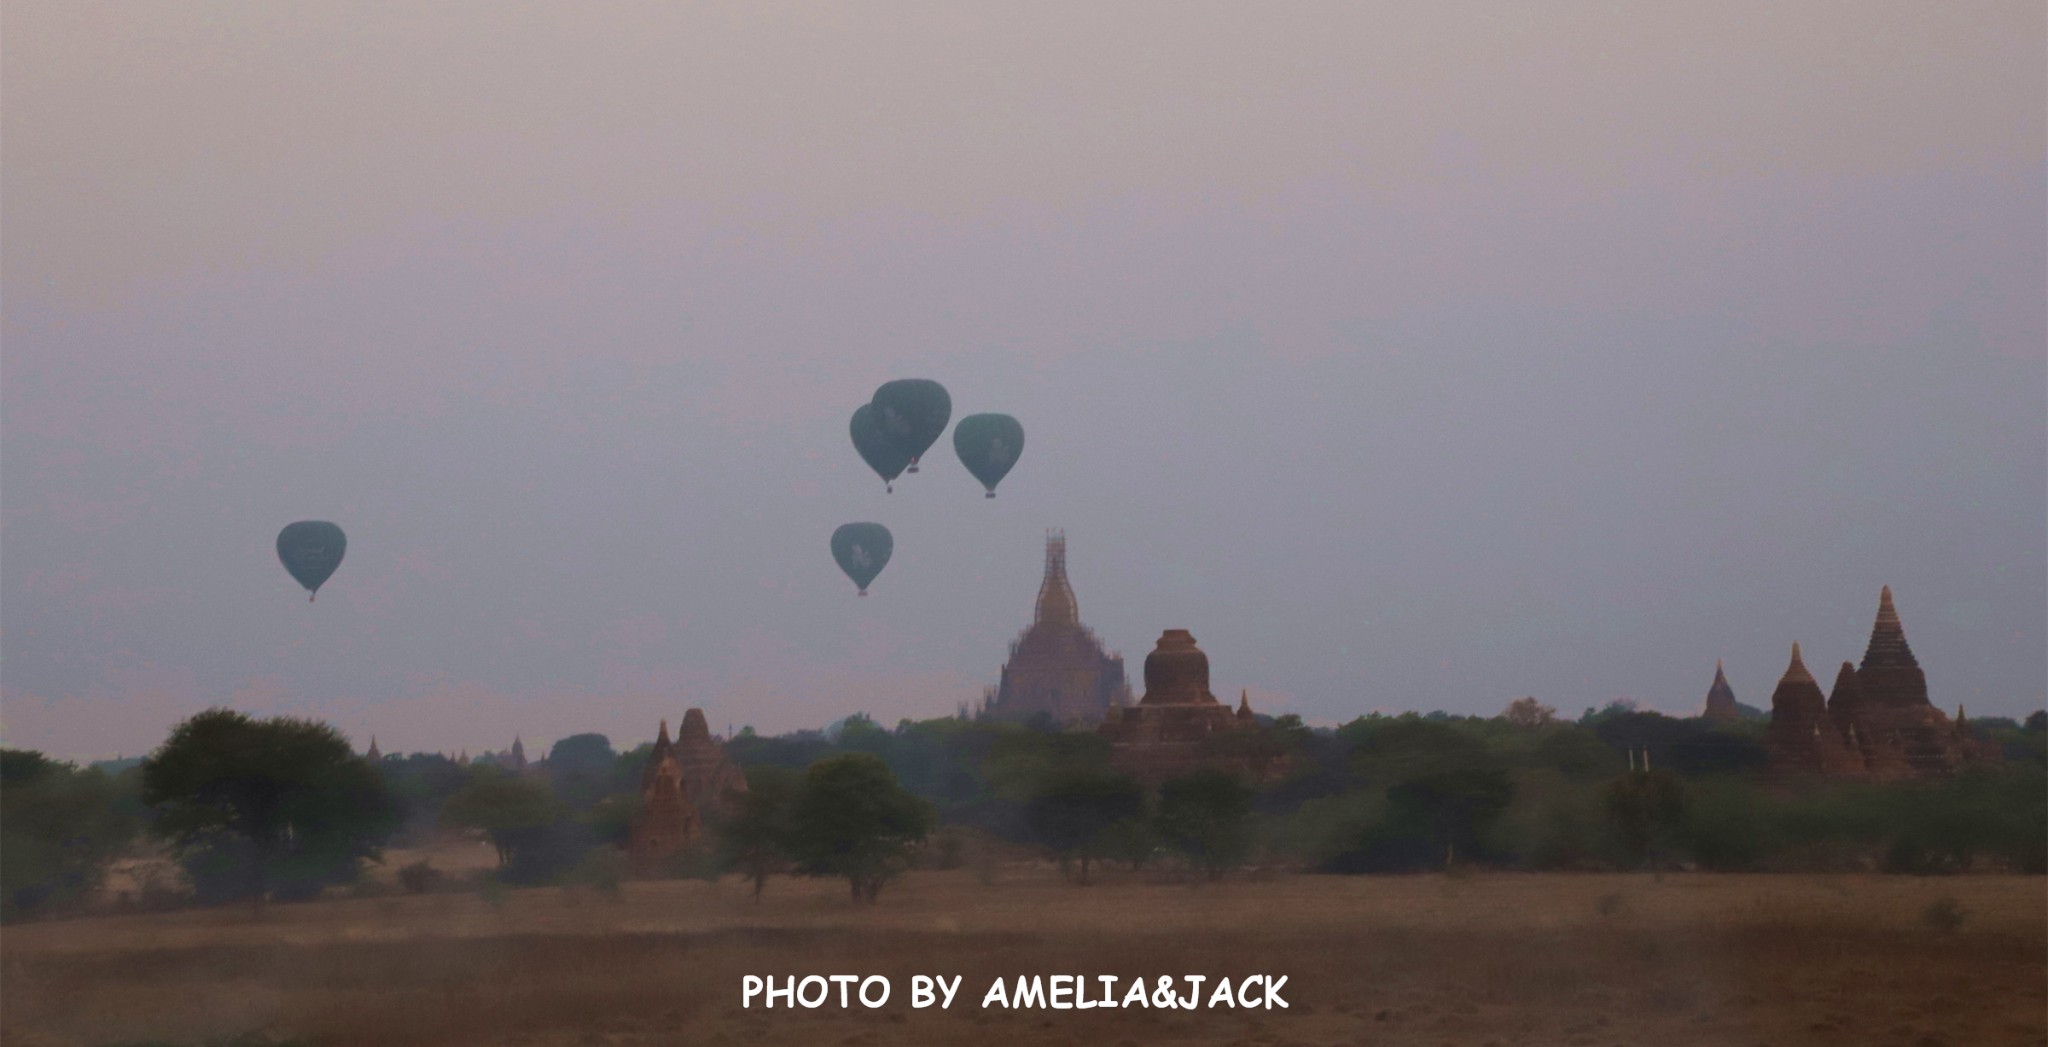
[1603, 769, 1689, 866]
[717, 765, 800, 901]
[1156, 769, 1255, 879]
[1, 749, 140, 920]
[440, 768, 561, 868]
[141, 710, 397, 905]
[789, 753, 935, 903]
[1024, 769, 1144, 884]
[545, 733, 617, 810]
[1385, 766, 1515, 867]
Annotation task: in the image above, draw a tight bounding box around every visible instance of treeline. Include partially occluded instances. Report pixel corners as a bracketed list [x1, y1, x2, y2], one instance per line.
[3, 702, 2042, 921]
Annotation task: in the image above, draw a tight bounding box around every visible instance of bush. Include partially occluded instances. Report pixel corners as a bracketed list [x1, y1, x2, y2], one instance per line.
[397, 860, 443, 894]
[566, 848, 629, 898]
[1922, 896, 1965, 931]
[2, 750, 141, 920]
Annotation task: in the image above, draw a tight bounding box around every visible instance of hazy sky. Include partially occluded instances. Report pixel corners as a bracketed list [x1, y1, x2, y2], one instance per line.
[4, 2, 2043, 760]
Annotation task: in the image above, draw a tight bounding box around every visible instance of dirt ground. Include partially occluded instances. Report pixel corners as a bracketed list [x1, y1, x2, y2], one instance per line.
[3, 870, 2042, 1047]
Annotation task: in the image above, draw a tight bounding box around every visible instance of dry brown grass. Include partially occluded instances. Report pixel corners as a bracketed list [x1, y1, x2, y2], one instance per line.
[4, 871, 2042, 1047]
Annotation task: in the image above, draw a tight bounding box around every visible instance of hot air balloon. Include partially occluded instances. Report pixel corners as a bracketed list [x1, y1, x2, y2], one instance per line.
[951, 413, 1025, 498]
[869, 379, 950, 473]
[849, 404, 913, 492]
[277, 521, 347, 602]
[830, 522, 893, 595]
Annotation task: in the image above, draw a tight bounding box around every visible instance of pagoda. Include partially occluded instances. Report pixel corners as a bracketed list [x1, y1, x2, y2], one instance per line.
[1765, 587, 1999, 781]
[1762, 643, 1861, 778]
[1099, 629, 1280, 786]
[673, 708, 748, 817]
[983, 531, 1132, 725]
[1700, 660, 1741, 721]
[627, 718, 702, 873]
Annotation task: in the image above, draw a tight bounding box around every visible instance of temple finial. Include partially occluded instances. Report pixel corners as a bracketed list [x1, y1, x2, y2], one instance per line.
[1861, 585, 1917, 669]
[1781, 642, 1814, 685]
[1033, 529, 1078, 626]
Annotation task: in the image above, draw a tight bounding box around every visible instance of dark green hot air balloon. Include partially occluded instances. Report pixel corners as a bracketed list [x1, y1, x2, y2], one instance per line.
[276, 520, 347, 602]
[869, 379, 950, 473]
[951, 413, 1025, 498]
[830, 522, 893, 596]
[849, 404, 913, 492]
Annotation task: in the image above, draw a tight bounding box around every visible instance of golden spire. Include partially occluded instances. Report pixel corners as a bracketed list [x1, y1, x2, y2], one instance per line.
[1033, 529, 1078, 627]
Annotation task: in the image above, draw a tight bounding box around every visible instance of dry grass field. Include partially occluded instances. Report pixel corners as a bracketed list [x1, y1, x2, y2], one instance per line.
[3, 870, 2042, 1047]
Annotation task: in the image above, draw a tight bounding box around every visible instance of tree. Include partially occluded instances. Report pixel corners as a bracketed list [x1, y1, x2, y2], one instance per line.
[717, 765, 800, 901]
[141, 710, 397, 906]
[788, 753, 935, 903]
[1, 749, 140, 920]
[1603, 769, 1688, 867]
[439, 768, 560, 868]
[545, 733, 617, 810]
[1156, 769, 1255, 880]
[1501, 697, 1556, 728]
[1024, 770, 1144, 884]
[1385, 766, 1515, 867]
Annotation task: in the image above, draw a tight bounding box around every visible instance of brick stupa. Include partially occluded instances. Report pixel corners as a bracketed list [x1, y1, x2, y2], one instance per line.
[1763, 643, 1863, 778]
[1765, 587, 1999, 781]
[674, 708, 748, 817]
[627, 718, 702, 873]
[1098, 629, 1277, 787]
[1701, 660, 1741, 721]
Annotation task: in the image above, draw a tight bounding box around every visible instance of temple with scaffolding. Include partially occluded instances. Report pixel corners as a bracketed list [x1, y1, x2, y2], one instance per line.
[976, 531, 1131, 726]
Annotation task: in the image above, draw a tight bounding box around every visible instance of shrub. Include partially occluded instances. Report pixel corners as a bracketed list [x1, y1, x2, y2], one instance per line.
[397, 860, 443, 894]
[1922, 896, 1965, 932]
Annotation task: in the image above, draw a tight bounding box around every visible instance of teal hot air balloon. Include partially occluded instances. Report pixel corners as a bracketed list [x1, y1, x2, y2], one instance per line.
[830, 522, 893, 595]
[277, 521, 347, 602]
[869, 379, 950, 473]
[951, 413, 1025, 498]
[849, 404, 913, 493]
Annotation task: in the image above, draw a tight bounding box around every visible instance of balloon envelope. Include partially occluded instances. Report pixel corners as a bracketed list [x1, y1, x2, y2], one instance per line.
[830, 522, 894, 595]
[952, 413, 1025, 497]
[869, 379, 950, 472]
[277, 521, 347, 600]
[849, 404, 912, 490]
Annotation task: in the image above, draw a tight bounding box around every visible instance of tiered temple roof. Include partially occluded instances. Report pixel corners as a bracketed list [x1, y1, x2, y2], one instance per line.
[985, 531, 1131, 725]
[1764, 588, 1997, 782]
[628, 718, 700, 873]
[675, 708, 748, 817]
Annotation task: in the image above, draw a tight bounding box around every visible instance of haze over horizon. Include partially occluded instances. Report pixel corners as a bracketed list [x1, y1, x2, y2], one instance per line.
[4, 2, 2043, 761]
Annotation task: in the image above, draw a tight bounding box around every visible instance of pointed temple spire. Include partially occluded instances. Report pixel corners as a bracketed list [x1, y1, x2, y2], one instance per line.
[1033, 529, 1078, 627]
[365, 736, 380, 761]
[1702, 659, 1740, 721]
[1860, 585, 1918, 669]
[642, 718, 676, 792]
[1237, 689, 1256, 722]
[509, 734, 527, 771]
[1780, 642, 1815, 686]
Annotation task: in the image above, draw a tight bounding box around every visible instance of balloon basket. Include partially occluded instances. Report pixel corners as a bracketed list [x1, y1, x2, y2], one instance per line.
[984, 491, 996, 499]
[858, 589, 868, 597]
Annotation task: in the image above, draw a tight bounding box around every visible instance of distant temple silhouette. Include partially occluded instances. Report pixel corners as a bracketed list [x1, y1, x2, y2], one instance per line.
[1099, 629, 1285, 786]
[627, 709, 747, 873]
[1764, 587, 1999, 781]
[1700, 660, 1741, 721]
[979, 531, 1131, 725]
